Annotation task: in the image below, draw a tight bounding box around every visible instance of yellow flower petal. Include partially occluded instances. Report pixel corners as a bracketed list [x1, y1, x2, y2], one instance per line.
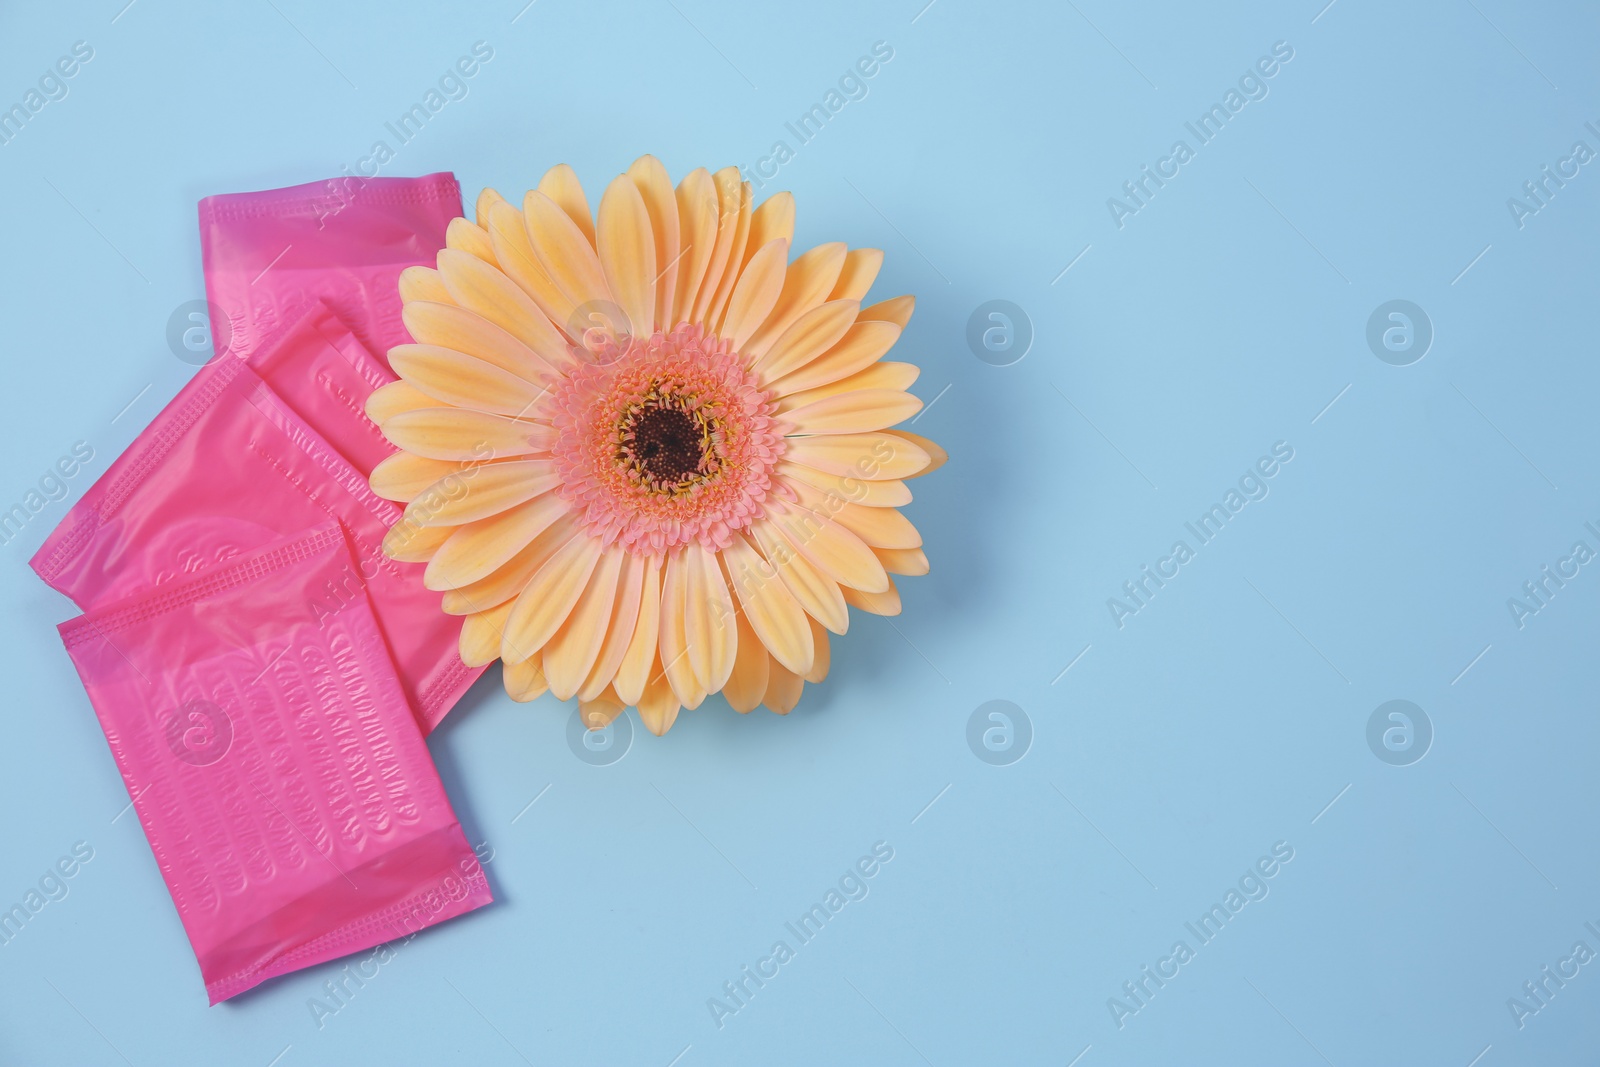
[742, 191, 794, 273]
[637, 662, 681, 735]
[829, 500, 922, 550]
[380, 407, 549, 461]
[722, 532, 813, 676]
[782, 431, 931, 480]
[768, 498, 889, 594]
[782, 389, 922, 435]
[748, 518, 848, 635]
[804, 618, 831, 684]
[578, 688, 625, 729]
[670, 168, 719, 326]
[859, 294, 915, 329]
[769, 321, 902, 397]
[875, 546, 929, 577]
[701, 171, 751, 330]
[776, 459, 910, 507]
[474, 187, 508, 229]
[722, 238, 789, 351]
[503, 655, 548, 702]
[371, 453, 468, 503]
[402, 300, 561, 381]
[403, 459, 558, 527]
[389, 344, 549, 418]
[722, 607, 768, 713]
[755, 299, 859, 385]
[788, 479, 919, 550]
[613, 553, 662, 705]
[881, 429, 947, 478]
[578, 551, 648, 702]
[537, 163, 597, 246]
[683, 542, 737, 694]
[775, 361, 919, 412]
[657, 550, 706, 710]
[436, 248, 570, 363]
[543, 545, 625, 701]
[459, 601, 515, 667]
[399, 265, 452, 304]
[829, 248, 883, 302]
[424, 493, 570, 591]
[446, 216, 497, 266]
[690, 167, 744, 326]
[762, 659, 804, 714]
[523, 189, 613, 311]
[596, 174, 656, 339]
[842, 577, 901, 616]
[365, 380, 440, 426]
[440, 513, 578, 615]
[382, 520, 454, 563]
[486, 201, 580, 340]
[626, 154, 681, 333]
[363, 379, 438, 425]
[744, 242, 847, 357]
[502, 533, 604, 663]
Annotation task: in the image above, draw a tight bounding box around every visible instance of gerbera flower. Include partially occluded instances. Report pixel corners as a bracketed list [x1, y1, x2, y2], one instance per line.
[366, 155, 945, 735]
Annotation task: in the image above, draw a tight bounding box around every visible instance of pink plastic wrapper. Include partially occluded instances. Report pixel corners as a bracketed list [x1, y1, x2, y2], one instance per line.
[58, 524, 492, 1003]
[198, 172, 462, 367]
[248, 300, 398, 477]
[30, 354, 481, 731]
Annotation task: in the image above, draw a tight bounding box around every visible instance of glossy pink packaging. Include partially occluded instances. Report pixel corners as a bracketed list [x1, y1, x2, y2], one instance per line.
[29, 354, 481, 732]
[248, 300, 398, 477]
[58, 524, 492, 1004]
[198, 172, 462, 367]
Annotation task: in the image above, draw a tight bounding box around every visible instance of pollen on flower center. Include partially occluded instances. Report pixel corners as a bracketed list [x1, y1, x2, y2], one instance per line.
[621, 401, 714, 489]
[548, 323, 786, 554]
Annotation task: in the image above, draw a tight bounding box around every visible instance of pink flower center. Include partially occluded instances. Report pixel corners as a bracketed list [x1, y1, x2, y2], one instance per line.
[548, 324, 786, 554]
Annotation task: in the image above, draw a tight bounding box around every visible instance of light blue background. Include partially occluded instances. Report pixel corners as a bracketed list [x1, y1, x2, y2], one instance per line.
[2, 1, 1597, 1064]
